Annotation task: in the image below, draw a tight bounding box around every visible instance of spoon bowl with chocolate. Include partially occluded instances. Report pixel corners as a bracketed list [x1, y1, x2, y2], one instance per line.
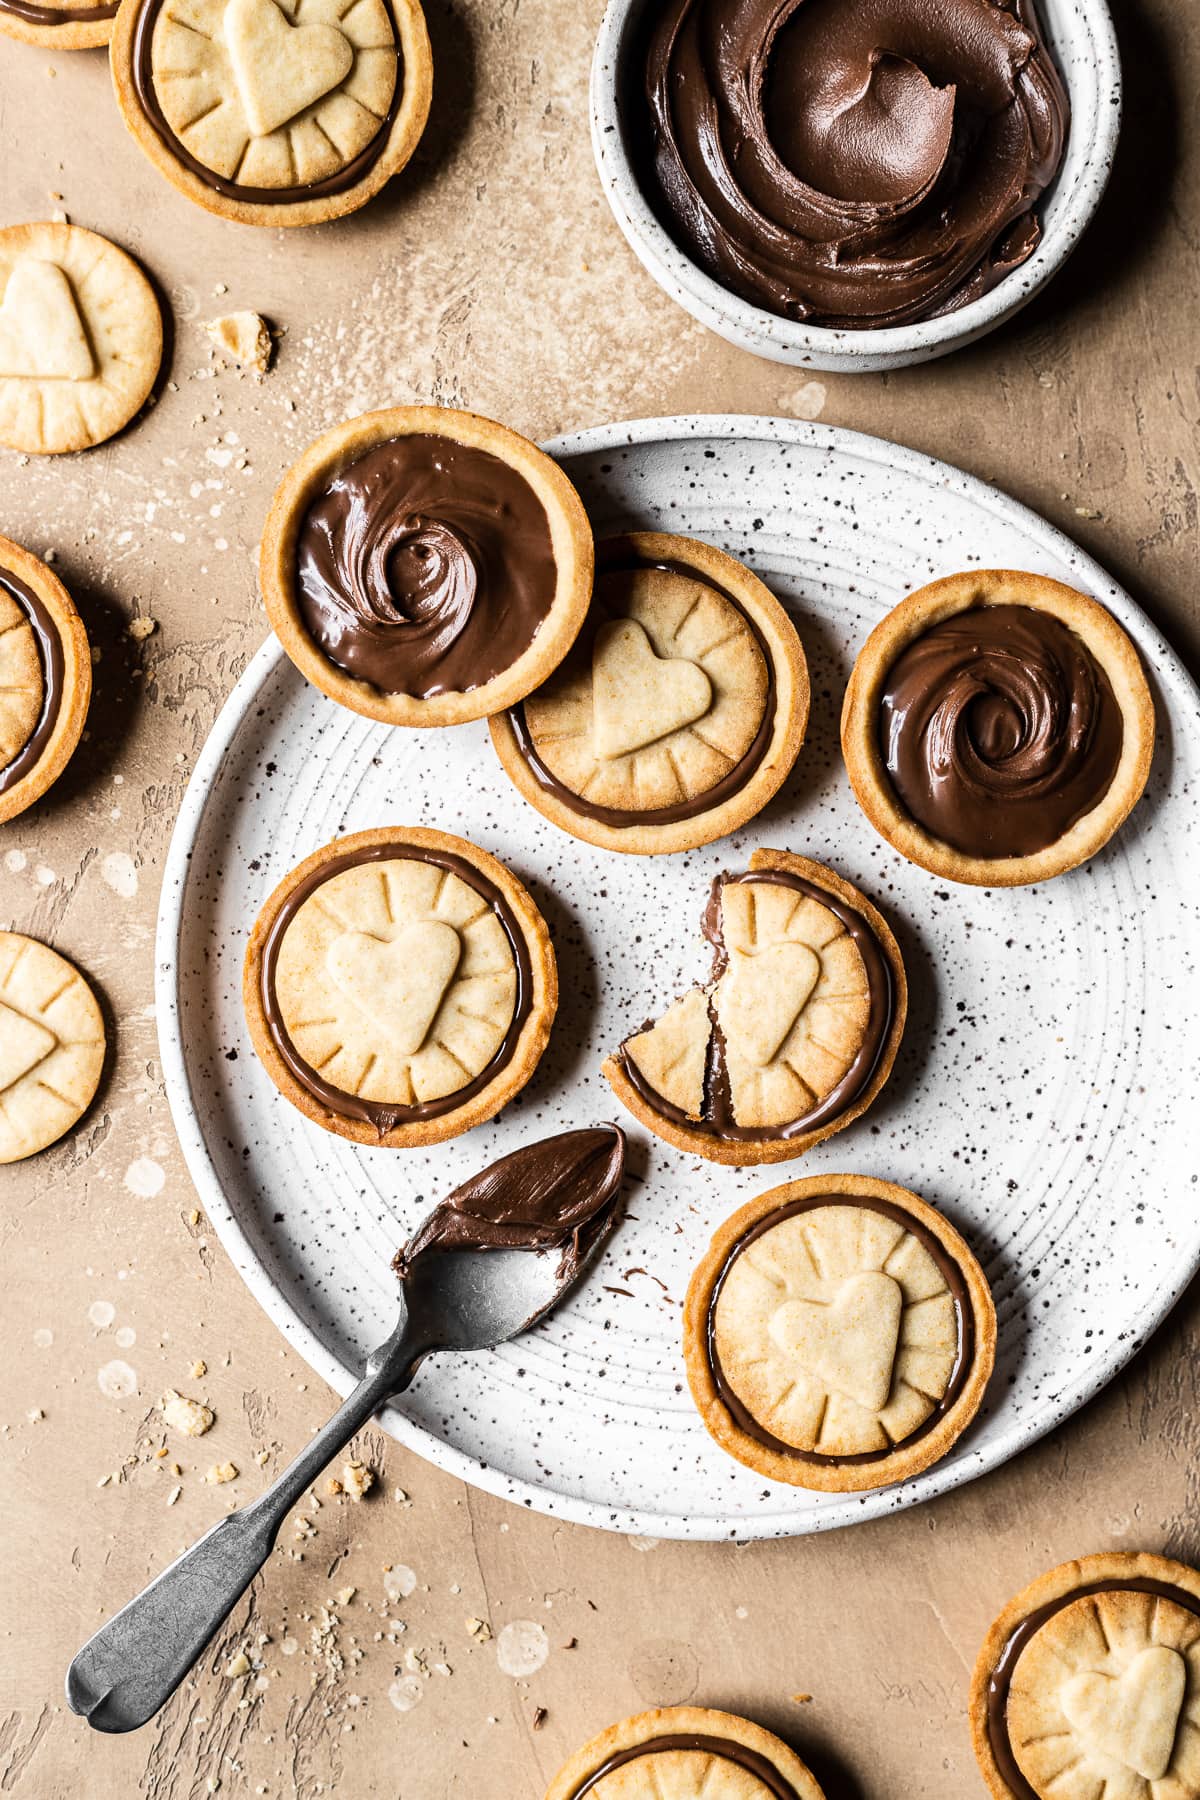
[66, 1125, 624, 1734]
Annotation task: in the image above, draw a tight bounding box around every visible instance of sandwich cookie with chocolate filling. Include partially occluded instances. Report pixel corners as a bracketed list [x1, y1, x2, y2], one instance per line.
[260, 407, 595, 727]
[545, 1706, 826, 1800]
[110, 0, 431, 226]
[970, 1551, 1200, 1800]
[243, 826, 557, 1148]
[0, 223, 162, 456]
[603, 849, 905, 1166]
[0, 534, 91, 826]
[0, 0, 114, 50]
[841, 571, 1155, 886]
[684, 1174, 995, 1492]
[490, 532, 809, 855]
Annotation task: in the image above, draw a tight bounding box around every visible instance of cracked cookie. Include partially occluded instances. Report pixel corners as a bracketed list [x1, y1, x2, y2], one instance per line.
[970, 1551, 1200, 1800]
[260, 406, 595, 727]
[243, 826, 557, 1148]
[0, 933, 106, 1163]
[491, 531, 809, 854]
[683, 1174, 995, 1492]
[841, 570, 1155, 886]
[545, 1705, 826, 1799]
[602, 849, 905, 1165]
[0, 534, 91, 826]
[111, 0, 432, 226]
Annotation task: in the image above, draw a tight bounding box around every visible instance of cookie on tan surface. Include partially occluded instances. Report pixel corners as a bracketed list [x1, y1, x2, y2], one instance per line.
[491, 532, 809, 855]
[111, 0, 432, 227]
[0, 933, 106, 1163]
[603, 849, 906, 1167]
[841, 570, 1156, 887]
[243, 826, 557, 1148]
[544, 1706, 826, 1800]
[260, 407, 594, 728]
[683, 1174, 995, 1493]
[0, 534, 91, 826]
[0, 223, 162, 456]
[970, 1552, 1200, 1800]
[0, 0, 115, 51]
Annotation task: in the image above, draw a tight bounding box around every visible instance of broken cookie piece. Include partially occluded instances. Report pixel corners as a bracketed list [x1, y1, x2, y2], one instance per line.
[204, 311, 272, 374]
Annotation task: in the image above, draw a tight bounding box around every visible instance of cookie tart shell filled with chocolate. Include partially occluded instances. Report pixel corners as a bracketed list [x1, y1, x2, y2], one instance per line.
[243, 826, 557, 1148]
[0, 0, 114, 50]
[603, 848, 906, 1165]
[841, 570, 1155, 885]
[0, 534, 91, 826]
[490, 531, 809, 854]
[545, 1705, 827, 1800]
[110, 0, 432, 226]
[684, 1174, 995, 1492]
[260, 407, 595, 727]
[970, 1551, 1200, 1799]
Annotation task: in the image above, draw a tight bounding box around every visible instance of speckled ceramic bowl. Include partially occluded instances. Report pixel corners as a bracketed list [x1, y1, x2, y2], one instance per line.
[589, 0, 1121, 372]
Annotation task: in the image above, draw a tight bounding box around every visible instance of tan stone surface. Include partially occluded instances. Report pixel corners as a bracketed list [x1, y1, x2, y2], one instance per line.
[0, 0, 1198, 1793]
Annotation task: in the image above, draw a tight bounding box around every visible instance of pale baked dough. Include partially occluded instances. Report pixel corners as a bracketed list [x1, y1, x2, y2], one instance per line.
[0, 0, 113, 51]
[0, 534, 92, 826]
[543, 1706, 826, 1800]
[0, 223, 162, 456]
[0, 933, 106, 1163]
[0, 585, 42, 768]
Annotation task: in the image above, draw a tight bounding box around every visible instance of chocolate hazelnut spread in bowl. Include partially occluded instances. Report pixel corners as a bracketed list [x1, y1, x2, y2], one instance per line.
[590, 0, 1119, 368]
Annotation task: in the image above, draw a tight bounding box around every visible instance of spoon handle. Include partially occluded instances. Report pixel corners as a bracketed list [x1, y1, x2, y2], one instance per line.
[67, 1316, 419, 1734]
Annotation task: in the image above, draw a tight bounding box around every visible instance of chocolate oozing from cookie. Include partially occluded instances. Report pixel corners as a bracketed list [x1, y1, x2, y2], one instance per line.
[294, 435, 559, 699]
[568, 1733, 804, 1799]
[985, 1579, 1200, 1800]
[260, 842, 533, 1133]
[506, 539, 777, 827]
[0, 567, 63, 798]
[620, 870, 893, 1142]
[880, 603, 1124, 860]
[393, 1125, 625, 1283]
[707, 1194, 974, 1466]
[630, 0, 1068, 328]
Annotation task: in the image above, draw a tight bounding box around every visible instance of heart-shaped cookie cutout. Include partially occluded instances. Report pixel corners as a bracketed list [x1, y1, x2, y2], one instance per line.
[716, 941, 820, 1067]
[0, 1001, 57, 1093]
[326, 922, 461, 1058]
[0, 262, 94, 382]
[769, 1271, 902, 1413]
[1060, 1645, 1186, 1781]
[224, 0, 355, 138]
[591, 618, 713, 760]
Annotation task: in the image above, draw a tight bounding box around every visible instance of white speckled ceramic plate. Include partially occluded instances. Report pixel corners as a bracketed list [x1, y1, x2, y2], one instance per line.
[157, 417, 1200, 1541]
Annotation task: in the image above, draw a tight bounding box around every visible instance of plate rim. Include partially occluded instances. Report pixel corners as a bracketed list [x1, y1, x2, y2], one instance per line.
[155, 413, 1200, 1540]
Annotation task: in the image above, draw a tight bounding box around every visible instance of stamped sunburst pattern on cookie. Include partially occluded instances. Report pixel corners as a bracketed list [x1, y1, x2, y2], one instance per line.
[272, 856, 517, 1107]
[0, 582, 44, 773]
[712, 1203, 959, 1458]
[588, 1745, 787, 1798]
[0, 932, 106, 1164]
[150, 0, 397, 188]
[523, 564, 768, 813]
[1006, 1589, 1200, 1799]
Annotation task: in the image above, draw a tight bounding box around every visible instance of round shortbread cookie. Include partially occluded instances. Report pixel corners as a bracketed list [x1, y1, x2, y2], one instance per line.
[0, 933, 106, 1163]
[0, 0, 114, 52]
[0, 223, 162, 456]
[0, 534, 92, 826]
[544, 1706, 825, 1800]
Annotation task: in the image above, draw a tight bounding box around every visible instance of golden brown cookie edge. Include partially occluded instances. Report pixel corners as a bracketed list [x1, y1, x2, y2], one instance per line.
[0, 931, 107, 1164]
[543, 1704, 826, 1800]
[0, 534, 91, 825]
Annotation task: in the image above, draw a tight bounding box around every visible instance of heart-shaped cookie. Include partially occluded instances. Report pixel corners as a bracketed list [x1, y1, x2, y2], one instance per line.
[326, 922, 461, 1057]
[0, 1001, 57, 1093]
[591, 618, 713, 760]
[769, 1271, 902, 1413]
[716, 941, 820, 1067]
[224, 0, 355, 138]
[1060, 1645, 1186, 1781]
[0, 261, 94, 382]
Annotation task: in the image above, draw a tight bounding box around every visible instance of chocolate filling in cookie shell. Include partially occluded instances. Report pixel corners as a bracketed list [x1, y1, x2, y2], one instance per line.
[0, 567, 64, 798]
[621, 870, 892, 1141]
[880, 603, 1124, 860]
[507, 543, 776, 827]
[986, 1579, 1200, 1800]
[260, 843, 533, 1132]
[708, 1194, 974, 1466]
[2, 0, 116, 20]
[629, 0, 1068, 329]
[294, 435, 559, 699]
[568, 1734, 803, 1799]
[131, 0, 403, 203]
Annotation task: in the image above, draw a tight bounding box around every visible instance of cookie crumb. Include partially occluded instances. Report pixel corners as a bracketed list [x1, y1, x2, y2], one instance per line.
[341, 1460, 374, 1501]
[190, 1359, 207, 1379]
[204, 1461, 238, 1485]
[466, 1617, 492, 1642]
[790, 1693, 812, 1705]
[532, 1707, 547, 1731]
[226, 1651, 251, 1678]
[162, 1389, 213, 1438]
[204, 311, 272, 375]
[127, 615, 157, 641]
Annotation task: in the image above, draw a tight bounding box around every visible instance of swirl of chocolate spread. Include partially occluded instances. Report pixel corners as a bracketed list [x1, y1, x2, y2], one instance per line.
[568, 1733, 803, 1799]
[880, 603, 1124, 859]
[631, 0, 1068, 327]
[294, 435, 560, 699]
[393, 1124, 625, 1282]
[0, 567, 64, 798]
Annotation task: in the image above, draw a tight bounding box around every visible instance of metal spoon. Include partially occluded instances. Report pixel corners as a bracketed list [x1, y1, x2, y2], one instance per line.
[66, 1210, 617, 1733]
